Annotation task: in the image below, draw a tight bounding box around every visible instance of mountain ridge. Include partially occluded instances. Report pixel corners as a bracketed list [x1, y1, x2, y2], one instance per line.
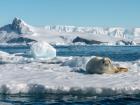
[0, 17, 139, 44]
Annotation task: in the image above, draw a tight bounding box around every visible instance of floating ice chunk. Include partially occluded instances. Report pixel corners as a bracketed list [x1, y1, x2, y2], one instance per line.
[30, 41, 56, 59]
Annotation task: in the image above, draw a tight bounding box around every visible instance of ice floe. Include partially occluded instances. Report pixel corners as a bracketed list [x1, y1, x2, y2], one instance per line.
[0, 56, 139, 96]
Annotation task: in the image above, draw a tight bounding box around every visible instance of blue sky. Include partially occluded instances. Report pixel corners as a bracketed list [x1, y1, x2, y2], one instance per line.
[0, 0, 140, 27]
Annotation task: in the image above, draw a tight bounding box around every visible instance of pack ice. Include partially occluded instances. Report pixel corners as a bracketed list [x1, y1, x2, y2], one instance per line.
[30, 41, 56, 59]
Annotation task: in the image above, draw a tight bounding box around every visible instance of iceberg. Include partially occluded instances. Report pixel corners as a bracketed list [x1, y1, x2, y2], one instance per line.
[30, 41, 56, 59]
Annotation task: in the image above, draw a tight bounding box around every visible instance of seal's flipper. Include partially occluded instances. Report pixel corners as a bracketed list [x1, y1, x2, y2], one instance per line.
[115, 67, 128, 73]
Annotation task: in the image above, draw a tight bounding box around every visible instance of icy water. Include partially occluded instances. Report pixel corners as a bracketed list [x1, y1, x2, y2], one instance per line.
[1, 94, 140, 105]
[0, 45, 140, 61]
[0, 45, 140, 105]
[55, 45, 140, 61]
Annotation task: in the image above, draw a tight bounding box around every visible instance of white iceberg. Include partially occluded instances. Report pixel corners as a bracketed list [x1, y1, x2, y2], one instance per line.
[30, 41, 56, 59]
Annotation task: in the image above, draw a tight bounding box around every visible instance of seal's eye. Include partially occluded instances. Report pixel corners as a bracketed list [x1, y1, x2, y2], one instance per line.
[102, 60, 105, 64]
[102, 58, 106, 64]
[107, 58, 112, 64]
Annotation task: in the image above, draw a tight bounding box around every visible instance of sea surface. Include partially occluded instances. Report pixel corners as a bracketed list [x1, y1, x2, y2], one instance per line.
[0, 45, 140, 61]
[0, 45, 140, 105]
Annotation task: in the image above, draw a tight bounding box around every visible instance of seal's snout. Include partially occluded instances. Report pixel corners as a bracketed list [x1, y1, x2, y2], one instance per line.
[103, 58, 111, 65]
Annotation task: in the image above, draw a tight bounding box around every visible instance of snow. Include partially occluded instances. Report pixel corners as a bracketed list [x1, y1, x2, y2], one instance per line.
[0, 17, 34, 43]
[0, 51, 31, 64]
[134, 28, 140, 37]
[0, 17, 139, 45]
[0, 50, 20, 63]
[0, 55, 139, 96]
[101, 40, 137, 46]
[24, 26, 139, 45]
[11, 17, 34, 34]
[0, 18, 139, 97]
[30, 41, 56, 59]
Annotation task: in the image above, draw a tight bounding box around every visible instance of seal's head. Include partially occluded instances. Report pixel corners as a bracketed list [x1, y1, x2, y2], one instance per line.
[99, 57, 114, 73]
[102, 57, 111, 66]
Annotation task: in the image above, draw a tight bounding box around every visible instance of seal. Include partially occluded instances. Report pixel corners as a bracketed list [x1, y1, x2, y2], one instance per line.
[86, 57, 128, 74]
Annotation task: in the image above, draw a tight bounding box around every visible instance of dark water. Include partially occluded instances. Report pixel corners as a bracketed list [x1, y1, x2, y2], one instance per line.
[0, 45, 140, 61]
[0, 94, 140, 105]
[55, 45, 140, 61]
[0, 45, 140, 104]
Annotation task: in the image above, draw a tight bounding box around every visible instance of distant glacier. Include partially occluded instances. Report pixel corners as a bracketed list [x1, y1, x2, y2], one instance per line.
[0, 17, 139, 45]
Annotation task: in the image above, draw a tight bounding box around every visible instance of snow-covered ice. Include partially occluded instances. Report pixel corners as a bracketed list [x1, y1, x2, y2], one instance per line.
[30, 41, 56, 59]
[0, 51, 31, 64]
[0, 55, 139, 96]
